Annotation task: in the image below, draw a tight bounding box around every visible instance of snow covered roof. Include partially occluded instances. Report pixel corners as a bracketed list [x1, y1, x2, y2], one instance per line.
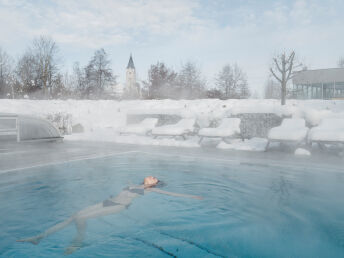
[127, 55, 135, 69]
[293, 68, 344, 85]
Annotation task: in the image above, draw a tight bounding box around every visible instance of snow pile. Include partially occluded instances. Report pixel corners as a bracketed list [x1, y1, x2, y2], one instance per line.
[199, 118, 241, 137]
[217, 137, 268, 152]
[118, 118, 158, 135]
[1, 99, 344, 149]
[65, 128, 199, 148]
[229, 99, 295, 117]
[268, 118, 309, 141]
[293, 100, 344, 126]
[151, 118, 195, 136]
[308, 118, 344, 142]
[300, 108, 333, 126]
[294, 148, 311, 156]
[1, 99, 344, 133]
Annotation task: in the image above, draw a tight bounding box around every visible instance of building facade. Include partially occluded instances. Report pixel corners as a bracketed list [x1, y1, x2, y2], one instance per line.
[292, 68, 344, 99]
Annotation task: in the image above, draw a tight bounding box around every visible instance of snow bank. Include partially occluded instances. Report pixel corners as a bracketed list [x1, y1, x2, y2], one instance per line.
[118, 118, 158, 135]
[308, 118, 344, 142]
[1, 99, 344, 132]
[151, 118, 195, 136]
[294, 148, 311, 156]
[217, 138, 268, 152]
[199, 118, 241, 137]
[268, 118, 309, 141]
[65, 128, 200, 148]
[1, 99, 344, 149]
[0, 99, 126, 132]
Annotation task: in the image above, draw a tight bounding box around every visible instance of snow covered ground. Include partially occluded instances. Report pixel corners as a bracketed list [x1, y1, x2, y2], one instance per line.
[1, 99, 344, 152]
[218, 137, 269, 152]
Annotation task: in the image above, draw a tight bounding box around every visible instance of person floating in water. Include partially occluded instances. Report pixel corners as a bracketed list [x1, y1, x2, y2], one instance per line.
[17, 176, 202, 254]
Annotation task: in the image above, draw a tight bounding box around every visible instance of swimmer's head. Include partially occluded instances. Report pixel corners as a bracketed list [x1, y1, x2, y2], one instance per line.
[143, 176, 159, 187]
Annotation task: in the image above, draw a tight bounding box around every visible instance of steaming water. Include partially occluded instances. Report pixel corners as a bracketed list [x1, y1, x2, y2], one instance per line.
[1, 152, 344, 257]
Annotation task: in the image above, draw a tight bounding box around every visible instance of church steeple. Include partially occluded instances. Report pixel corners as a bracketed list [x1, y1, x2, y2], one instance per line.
[125, 53, 138, 97]
[127, 54, 135, 69]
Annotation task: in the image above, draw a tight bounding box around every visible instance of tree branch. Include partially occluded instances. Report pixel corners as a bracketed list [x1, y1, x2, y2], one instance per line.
[273, 58, 283, 73]
[286, 51, 295, 64]
[286, 53, 295, 81]
[270, 68, 282, 83]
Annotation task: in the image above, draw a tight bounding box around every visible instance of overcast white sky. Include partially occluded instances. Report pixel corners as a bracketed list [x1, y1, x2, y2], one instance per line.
[1, 0, 344, 95]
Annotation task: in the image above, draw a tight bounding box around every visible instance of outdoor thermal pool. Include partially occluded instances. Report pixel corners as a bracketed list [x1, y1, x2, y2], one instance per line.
[0, 145, 344, 257]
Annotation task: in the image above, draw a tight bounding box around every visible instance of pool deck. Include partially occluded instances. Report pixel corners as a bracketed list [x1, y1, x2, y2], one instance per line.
[1, 140, 343, 174]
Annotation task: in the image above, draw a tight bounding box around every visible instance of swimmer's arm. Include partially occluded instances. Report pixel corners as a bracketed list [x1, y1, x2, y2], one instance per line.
[147, 188, 203, 200]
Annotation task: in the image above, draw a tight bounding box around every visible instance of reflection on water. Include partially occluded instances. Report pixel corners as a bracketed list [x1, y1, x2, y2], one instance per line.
[0, 152, 344, 257]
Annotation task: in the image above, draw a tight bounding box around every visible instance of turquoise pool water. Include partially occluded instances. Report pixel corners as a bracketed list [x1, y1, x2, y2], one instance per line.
[1, 152, 344, 257]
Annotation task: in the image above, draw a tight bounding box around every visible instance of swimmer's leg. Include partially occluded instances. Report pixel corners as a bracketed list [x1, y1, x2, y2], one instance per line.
[62, 205, 127, 254]
[17, 216, 75, 245]
[64, 219, 86, 255]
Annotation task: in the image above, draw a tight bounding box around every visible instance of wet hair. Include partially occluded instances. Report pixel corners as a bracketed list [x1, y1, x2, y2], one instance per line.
[153, 180, 166, 188]
[144, 180, 166, 189]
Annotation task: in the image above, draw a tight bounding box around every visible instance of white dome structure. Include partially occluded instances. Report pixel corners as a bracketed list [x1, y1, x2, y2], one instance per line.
[0, 113, 62, 142]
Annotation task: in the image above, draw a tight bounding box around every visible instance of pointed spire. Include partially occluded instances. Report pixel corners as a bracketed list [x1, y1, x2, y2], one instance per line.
[127, 54, 135, 69]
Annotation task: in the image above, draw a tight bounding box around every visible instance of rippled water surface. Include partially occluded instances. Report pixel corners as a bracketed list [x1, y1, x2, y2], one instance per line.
[1, 152, 344, 257]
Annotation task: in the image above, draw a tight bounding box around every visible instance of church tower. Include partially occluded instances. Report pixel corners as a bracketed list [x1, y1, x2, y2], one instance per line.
[126, 54, 137, 95]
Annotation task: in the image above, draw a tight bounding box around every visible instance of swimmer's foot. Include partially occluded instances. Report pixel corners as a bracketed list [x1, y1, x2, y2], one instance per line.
[17, 236, 43, 245]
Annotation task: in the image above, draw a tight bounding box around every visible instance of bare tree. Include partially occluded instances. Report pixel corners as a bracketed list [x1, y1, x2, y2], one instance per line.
[232, 64, 249, 98]
[215, 65, 233, 98]
[31, 36, 59, 98]
[16, 52, 40, 96]
[206, 88, 223, 99]
[338, 57, 344, 68]
[15, 36, 60, 99]
[270, 51, 299, 105]
[71, 62, 86, 98]
[177, 62, 205, 99]
[215, 64, 249, 99]
[0, 48, 14, 98]
[51, 73, 70, 99]
[264, 79, 281, 99]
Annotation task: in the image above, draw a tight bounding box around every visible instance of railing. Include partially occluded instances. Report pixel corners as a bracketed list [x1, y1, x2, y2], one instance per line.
[0, 115, 20, 142]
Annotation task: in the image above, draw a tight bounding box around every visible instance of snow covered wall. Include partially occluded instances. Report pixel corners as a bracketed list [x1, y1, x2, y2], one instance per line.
[1, 99, 344, 133]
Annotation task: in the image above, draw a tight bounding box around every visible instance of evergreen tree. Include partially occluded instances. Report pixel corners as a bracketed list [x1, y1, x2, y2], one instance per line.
[144, 62, 177, 99]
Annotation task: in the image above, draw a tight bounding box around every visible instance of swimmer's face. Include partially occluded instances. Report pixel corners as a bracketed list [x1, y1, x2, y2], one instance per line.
[144, 176, 159, 187]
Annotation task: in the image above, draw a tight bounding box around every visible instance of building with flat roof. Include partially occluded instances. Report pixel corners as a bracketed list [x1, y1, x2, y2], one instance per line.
[292, 68, 344, 99]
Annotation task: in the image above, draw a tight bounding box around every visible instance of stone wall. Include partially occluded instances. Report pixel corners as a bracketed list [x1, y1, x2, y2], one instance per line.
[127, 112, 285, 139]
[232, 113, 284, 139]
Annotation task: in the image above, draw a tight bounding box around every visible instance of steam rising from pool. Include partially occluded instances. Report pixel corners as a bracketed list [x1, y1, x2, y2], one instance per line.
[1, 152, 344, 257]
